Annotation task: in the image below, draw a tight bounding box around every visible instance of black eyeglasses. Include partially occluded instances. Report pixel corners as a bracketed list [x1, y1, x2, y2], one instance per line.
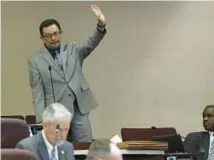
[43, 31, 62, 39]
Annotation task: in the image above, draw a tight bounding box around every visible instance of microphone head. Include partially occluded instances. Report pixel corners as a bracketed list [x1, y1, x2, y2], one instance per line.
[48, 66, 52, 71]
[151, 126, 157, 129]
[56, 124, 60, 133]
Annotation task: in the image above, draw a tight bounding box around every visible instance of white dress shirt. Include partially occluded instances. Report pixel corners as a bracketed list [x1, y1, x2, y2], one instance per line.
[28, 126, 33, 137]
[209, 132, 214, 153]
[42, 130, 59, 160]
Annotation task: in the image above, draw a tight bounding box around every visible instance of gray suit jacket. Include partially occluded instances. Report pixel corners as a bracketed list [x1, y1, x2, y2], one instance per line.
[16, 131, 75, 160]
[28, 29, 106, 122]
[183, 131, 209, 160]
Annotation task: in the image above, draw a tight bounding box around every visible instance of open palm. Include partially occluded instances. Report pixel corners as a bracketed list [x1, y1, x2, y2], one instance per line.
[91, 4, 106, 25]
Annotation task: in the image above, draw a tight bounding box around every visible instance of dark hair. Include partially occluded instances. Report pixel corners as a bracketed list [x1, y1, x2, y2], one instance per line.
[204, 105, 214, 110]
[39, 19, 61, 36]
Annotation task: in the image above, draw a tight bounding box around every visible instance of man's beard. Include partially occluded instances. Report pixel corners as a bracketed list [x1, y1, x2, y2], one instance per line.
[55, 140, 65, 146]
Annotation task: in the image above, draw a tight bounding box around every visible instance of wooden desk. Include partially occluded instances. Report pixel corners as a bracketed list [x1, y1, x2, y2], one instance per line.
[74, 149, 165, 155]
[74, 151, 205, 160]
[74, 149, 165, 160]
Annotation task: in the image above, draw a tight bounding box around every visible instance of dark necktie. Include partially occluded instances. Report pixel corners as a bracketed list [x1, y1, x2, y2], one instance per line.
[55, 51, 63, 71]
[51, 148, 57, 160]
[54, 50, 76, 103]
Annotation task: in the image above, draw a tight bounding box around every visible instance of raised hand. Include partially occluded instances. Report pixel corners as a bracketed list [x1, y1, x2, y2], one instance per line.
[91, 4, 106, 26]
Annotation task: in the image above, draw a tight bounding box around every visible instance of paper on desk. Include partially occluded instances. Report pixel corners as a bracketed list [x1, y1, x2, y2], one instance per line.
[110, 134, 123, 144]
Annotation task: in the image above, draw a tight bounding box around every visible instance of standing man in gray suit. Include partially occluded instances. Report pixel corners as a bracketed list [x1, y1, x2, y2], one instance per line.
[28, 4, 107, 142]
[184, 105, 214, 160]
[16, 103, 75, 160]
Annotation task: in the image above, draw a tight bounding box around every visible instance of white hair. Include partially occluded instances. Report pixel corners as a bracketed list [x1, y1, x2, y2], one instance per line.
[42, 103, 72, 123]
[86, 139, 121, 160]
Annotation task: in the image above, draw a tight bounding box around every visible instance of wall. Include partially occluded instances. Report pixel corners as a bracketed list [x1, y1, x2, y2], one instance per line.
[2, 1, 214, 138]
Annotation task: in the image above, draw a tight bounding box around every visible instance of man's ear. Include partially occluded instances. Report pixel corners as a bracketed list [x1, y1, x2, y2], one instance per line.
[41, 122, 47, 128]
[40, 35, 44, 40]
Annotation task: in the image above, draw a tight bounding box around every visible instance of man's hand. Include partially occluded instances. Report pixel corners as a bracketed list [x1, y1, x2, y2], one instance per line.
[91, 4, 106, 26]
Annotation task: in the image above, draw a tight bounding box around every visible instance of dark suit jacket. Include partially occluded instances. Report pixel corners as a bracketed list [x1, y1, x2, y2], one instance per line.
[183, 131, 209, 160]
[16, 131, 75, 160]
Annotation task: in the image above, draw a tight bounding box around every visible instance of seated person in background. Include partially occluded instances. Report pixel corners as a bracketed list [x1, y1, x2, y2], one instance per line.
[16, 103, 75, 160]
[184, 105, 214, 160]
[86, 139, 122, 160]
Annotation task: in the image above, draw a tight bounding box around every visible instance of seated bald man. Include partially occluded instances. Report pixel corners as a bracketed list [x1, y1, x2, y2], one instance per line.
[16, 103, 75, 160]
[86, 139, 122, 160]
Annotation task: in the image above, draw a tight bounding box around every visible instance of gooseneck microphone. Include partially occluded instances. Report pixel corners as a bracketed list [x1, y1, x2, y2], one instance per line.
[48, 66, 56, 103]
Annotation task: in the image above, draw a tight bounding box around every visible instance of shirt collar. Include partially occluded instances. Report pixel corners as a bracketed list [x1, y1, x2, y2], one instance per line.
[209, 132, 214, 137]
[42, 130, 56, 150]
[44, 44, 60, 54]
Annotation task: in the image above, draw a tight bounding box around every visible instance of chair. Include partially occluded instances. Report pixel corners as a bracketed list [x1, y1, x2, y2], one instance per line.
[25, 115, 43, 135]
[73, 142, 91, 150]
[1, 115, 25, 120]
[121, 127, 177, 141]
[1, 149, 36, 160]
[25, 115, 36, 124]
[25, 114, 73, 140]
[1, 118, 30, 148]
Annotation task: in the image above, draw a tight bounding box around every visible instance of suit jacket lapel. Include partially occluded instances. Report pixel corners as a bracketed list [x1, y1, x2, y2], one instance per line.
[40, 46, 64, 79]
[202, 132, 210, 160]
[58, 145, 67, 160]
[37, 132, 50, 160]
[60, 43, 68, 75]
[64, 47, 77, 82]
